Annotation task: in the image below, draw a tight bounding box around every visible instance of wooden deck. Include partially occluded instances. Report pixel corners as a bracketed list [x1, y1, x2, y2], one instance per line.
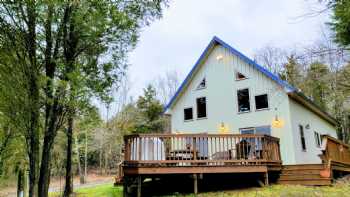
[122, 133, 281, 197]
[277, 135, 350, 186]
[119, 134, 350, 197]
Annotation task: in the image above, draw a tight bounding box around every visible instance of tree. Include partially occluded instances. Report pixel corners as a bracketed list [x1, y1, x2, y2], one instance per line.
[135, 85, 165, 133]
[0, 1, 168, 196]
[280, 54, 303, 88]
[154, 70, 180, 105]
[329, 0, 350, 48]
[305, 62, 331, 110]
[253, 45, 288, 74]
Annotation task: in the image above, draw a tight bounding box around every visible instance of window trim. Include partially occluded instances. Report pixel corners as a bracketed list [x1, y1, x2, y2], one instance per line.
[239, 125, 271, 135]
[235, 71, 248, 81]
[237, 88, 251, 114]
[239, 127, 256, 134]
[183, 107, 194, 122]
[196, 77, 206, 90]
[254, 93, 269, 111]
[299, 125, 307, 152]
[196, 97, 207, 119]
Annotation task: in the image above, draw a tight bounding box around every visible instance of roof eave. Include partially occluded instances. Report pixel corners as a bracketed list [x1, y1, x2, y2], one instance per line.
[288, 91, 337, 126]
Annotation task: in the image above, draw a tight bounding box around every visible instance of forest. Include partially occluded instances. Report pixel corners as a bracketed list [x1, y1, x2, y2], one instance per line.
[0, 0, 349, 197]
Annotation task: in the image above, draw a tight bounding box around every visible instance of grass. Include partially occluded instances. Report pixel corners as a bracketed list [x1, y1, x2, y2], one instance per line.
[49, 182, 350, 197]
[50, 184, 123, 197]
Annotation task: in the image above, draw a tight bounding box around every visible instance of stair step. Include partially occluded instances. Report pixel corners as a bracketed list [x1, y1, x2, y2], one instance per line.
[279, 174, 322, 179]
[282, 164, 324, 170]
[280, 169, 322, 175]
[277, 178, 331, 186]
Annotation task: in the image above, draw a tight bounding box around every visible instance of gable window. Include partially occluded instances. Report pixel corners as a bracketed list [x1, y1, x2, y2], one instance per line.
[196, 78, 206, 90]
[237, 89, 250, 113]
[236, 72, 247, 80]
[314, 131, 321, 147]
[255, 94, 269, 110]
[196, 97, 207, 118]
[299, 125, 307, 151]
[184, 108, 193, 121]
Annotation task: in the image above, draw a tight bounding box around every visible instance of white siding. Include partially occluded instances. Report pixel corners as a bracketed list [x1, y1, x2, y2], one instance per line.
[289, 99, 337, 164]
[168, 45, 297, 164]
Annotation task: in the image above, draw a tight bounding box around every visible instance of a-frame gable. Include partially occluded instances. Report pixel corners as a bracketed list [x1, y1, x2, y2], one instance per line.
[164, 36, 296, 113]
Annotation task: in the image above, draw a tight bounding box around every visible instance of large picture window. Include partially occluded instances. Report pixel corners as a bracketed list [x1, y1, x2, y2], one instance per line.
[196, 97, 207, 118]
[237, 89, 250, 112]
[255, 94, 269, 110]
[184, 108, 193, 121]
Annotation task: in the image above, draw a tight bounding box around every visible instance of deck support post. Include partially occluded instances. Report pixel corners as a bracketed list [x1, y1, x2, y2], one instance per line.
[123, 177, 129, 197]
[264, 172, 269, 186]
[137, 176, 142, 197]
[193, 173, 198, 195]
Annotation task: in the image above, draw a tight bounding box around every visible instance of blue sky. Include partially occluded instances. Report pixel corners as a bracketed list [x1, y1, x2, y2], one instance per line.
[101, 0, 330, 119]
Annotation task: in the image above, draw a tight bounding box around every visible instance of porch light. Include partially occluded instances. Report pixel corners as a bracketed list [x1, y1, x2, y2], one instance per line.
[216, 54, 223, 60]
[272, 115, 284, 128]
[219, 122, 229, 133]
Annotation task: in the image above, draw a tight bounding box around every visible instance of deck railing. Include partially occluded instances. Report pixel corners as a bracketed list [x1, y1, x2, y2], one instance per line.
[322, 135, 350, 165]
[123, 134, 281, 166]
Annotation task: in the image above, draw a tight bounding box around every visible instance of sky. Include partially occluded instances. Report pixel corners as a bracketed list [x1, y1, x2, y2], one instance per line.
[100, 0, 330, 119]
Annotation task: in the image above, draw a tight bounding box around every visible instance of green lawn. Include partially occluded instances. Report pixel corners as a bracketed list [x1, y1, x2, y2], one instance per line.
[50, 182, 350, 197]
[50, 184, 123, 197]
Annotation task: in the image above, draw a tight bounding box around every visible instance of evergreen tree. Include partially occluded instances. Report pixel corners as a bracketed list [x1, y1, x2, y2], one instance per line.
[280, 54, 302, 88]
[135, 85, 165, 133]
[305, 62, 331, 110]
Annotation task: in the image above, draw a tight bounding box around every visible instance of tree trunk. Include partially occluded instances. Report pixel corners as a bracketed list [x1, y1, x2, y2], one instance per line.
[38, 105, 61, 197]
[74, 134, 84, 184]
[26, 1, 40, 197]
[84, 130, 87, 183]
[17, 169, 24, 197]
[63, 115, 74, 197]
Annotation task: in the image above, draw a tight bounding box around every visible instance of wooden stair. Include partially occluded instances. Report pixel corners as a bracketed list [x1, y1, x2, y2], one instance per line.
[277, 164, 332, 186]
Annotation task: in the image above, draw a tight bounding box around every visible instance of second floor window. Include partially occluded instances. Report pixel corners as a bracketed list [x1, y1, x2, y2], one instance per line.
[255, 94, 269, 110]
[237, 89, 250, 112]
[184, 108, 193, 121]
[196, 97, 207, 118]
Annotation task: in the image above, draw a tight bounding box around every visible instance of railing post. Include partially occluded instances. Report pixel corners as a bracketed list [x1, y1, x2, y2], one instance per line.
[124, 137, 130, 161]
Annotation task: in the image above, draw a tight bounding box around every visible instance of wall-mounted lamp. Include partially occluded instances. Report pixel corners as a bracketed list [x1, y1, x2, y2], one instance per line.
[219, 122, 229, 133]
[216, 54, 223, 61]
[272, 115, 284, 129]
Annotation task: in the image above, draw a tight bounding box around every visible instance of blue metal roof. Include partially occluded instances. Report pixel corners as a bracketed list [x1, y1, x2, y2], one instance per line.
[164, 36, 297, 112]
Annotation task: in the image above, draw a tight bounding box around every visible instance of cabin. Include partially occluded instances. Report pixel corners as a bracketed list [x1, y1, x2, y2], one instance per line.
[121, 37, 350, 197]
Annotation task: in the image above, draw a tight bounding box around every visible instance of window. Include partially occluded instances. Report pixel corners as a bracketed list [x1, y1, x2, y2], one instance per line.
[314, 131, 321, 147]
[184, 108, 193, 121]
[196, 78, 206, 89]
[236, 72, 247, 80]
[240, 128, 255, 134]
[239, 126, 271, 135]
[255, 125, 271, 135]
[196, 97, 207, 118]
[255, 94, 269, 110]
[299, 125, 306, 151]
[237, 89, 250, 112]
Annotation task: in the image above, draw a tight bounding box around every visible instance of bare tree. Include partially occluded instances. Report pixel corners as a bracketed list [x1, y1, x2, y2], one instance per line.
[154, 70, 181, 105]
[253, 45, 288, 75]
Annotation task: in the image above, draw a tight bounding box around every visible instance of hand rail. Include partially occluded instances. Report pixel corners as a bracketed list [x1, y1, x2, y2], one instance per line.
[321, 135, 350, 165]
[123, 133, 281, 166]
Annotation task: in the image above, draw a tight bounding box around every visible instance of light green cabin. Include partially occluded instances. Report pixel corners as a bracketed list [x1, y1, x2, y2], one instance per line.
[164, 37, 337, 165]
